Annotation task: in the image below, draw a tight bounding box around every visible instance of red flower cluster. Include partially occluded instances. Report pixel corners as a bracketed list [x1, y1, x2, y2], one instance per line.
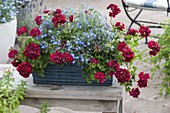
[8, 49, 18, 58]
[52, 9, 66, 28]
[137, 72, 150, 88]
[148, 40, 160, 56]
[55, 9, 62, 14]
[90, 58, 99, 64]
[139, 26, 151, 38]
[129, 88, 140, 98]
[11, 58, 20, 67]
[122, 47, 134, 62]
[107, 60, 120, 70]
[17, 26, 28, 36]
[107, 4, 121, 18]
[127, 28, 138, 35]
[117, 42, 134, 62]
[69, 15, 74, 22]
[35, 16, 42, 25]
[115, 68, 131, 83]
[50, 50, 73, 64]
[94, 72, 105, 83]
[16, 62, 32, 78]
[63, 52, 74, 64]
[115, 22, 125, 31]
[129, 72, 150, 98]
[43, 10, 50, 14]
[29, 28, 41, 37]
[24, 42, 41, 60]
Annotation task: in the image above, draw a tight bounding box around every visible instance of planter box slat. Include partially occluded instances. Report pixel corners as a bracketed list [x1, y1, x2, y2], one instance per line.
[33, 64, 113, 86]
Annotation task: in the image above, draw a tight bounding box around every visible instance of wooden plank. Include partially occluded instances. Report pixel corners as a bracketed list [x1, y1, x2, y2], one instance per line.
[1, 64, 123, 100]
[21, 98, 118, 112]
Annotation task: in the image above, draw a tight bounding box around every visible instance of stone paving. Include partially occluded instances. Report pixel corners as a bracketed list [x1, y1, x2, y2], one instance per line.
[19, 0, 170, 113]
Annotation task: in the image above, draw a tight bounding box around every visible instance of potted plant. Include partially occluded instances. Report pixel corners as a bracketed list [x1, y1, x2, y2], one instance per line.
[9, 4, 160, 98]
[0, 68, 26, 113]
[0, 0, 17, 63]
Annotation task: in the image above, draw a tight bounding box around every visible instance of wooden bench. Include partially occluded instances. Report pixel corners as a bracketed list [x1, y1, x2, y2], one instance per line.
[1, 64, 123, 113]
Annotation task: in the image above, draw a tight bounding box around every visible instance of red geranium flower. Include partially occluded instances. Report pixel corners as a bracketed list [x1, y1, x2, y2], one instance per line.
[69, 15, 74, 22]
[43, 10, 50, 14]
[55, 9, 62, 14]
[107, 4, 121, 18]
[148, 40, 160, 56]
[107, 60, 120, 70]
[137, 79, 148, 88]
[122, 47, 134, 62]
[8, 49, 18, 58]
[11, 58, 20, 67]
[117, 41, 127, 52]
[149, 50, 157, 56]
[115, 68, 131, 83]
[127, 28, 138, 35]
[139, 26, 151, 38]
[63, 52, 74, 63]
[90, 58, 99, 64]
[24, 42, 41, 60]
[50, 50, 63, 65]
[17, 26, 28, 36]
[29, 28, 41, 37]
[94, 72, 105, 84]
[138, 72, 150, 80]
[129, 88, 140, 98]
[35, 16, 42, 25]
[52, 13, 66, 28]
[16, 62, 32, 78]
[115, 22, 125, 31]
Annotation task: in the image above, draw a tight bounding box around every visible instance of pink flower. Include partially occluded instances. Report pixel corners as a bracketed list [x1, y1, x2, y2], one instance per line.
[69, 15, 74, 22]
[24, 42, 41, 60]
[8, 49, 18, 58]
[107, 4, 121, 18]
[129, 88, 140, 98]
[115, 22, 125, 31]
[139, 26, 151, 38]
[107, 60, 120, 70]
[17, 62, 32, 78]
[29, 28, 41, 37]
[127, 28, 138, 35]
[94, 72, 105, 84]
[17, 26, 28, 36]
[90, 58, 99, 64]
[35, 16, 42, 25]
[115, 68, 131, 83]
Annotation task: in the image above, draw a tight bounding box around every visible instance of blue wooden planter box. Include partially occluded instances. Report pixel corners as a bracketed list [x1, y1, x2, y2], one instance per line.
[32, 64, 113, 86]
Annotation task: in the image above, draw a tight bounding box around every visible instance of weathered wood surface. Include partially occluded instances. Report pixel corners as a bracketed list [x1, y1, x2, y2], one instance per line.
[22, 98, 118, 112]
[0, 64, 123, 113]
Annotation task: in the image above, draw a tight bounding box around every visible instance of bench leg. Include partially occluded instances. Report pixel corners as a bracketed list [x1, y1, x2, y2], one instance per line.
[119, 97, 123, 113]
